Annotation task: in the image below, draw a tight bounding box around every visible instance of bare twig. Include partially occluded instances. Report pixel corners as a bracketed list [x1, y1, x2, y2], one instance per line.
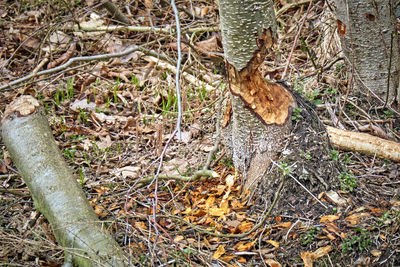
[67, 25, 219, 34]
[171, 0, 183, 140]
[0, 43, 157, 91]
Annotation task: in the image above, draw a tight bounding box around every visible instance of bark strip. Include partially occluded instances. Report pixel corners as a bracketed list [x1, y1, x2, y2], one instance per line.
[1, 96, 127, 267]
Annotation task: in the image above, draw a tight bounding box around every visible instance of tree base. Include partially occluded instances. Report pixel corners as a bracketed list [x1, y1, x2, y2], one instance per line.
[245, 92, 342, 214]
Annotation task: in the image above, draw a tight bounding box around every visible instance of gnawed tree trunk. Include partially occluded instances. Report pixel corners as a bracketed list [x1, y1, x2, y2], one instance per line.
[218, 0, 295, 189]
[218, 1, 341, 209]
[335, 0, 400, 105]
[1, 96, 127, 267]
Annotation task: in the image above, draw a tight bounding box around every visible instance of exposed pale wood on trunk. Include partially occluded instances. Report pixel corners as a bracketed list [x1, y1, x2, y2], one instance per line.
[327, 126, 400, 162]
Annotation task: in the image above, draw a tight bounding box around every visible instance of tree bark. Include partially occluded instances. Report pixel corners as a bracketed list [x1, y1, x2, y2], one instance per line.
[1, 96, 127, 267]
[218, 0, 295, 189]
[335, 0, 400, 105]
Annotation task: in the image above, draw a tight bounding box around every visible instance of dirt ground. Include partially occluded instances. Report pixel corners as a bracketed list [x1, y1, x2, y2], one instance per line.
[0, 0, 399, 266]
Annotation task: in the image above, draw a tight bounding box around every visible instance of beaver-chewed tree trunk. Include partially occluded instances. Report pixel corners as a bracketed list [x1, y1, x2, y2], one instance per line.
[218, 0, 341, 210]
[218, 0, 295, 189]
[335, 0, 400, 106]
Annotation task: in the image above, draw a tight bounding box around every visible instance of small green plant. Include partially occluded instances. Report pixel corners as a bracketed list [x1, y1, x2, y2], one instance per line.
[291, 108, 303, 122]
[342, 154, 352, 164]
[280, 162, 291, 175]
[78, 167, 85, 187]
[66, 77, 75, 100]
[382, 109, 394, 119]
[335, 63, 343, 75]
[300, 152, 312, 160]
[306, 89, 321, 104]
[63, 148, 77, 161]
[341, 228, 372, 254]
[131, 74, 141, 87]
[78, 110, 89, 124]
[324, 87, 337, 96]
[160, 89, 177, 115]
[301, 227, 320, 245]
[221, 157, 234, 168]
[339, 170, 357, 192]
[330, 149, 339, 161]
[113, 79, 120, 103]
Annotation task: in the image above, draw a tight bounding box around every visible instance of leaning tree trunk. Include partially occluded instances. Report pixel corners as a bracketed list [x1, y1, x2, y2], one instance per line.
[218, 0, 295, 189]
[335, 0, 400, 106]
[1, 96, 127, 266]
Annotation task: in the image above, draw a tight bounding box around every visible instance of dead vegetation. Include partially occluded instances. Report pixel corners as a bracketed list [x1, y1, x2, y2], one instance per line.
[0, 0, 399, 266]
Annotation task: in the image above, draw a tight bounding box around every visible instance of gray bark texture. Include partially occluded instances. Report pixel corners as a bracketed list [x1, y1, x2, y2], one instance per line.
[1, 96, 127, 267]
[335, 0, 400, 105]
[218, 0, 293, 189]
[219, 0, 277, 70]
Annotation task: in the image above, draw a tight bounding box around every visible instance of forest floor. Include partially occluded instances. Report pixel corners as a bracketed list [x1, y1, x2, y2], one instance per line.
[0, 0, 399, 266]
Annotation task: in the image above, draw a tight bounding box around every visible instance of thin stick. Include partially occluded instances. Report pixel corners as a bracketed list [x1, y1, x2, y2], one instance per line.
[171, 0, 183, 140]
[0, 43, 154, 90]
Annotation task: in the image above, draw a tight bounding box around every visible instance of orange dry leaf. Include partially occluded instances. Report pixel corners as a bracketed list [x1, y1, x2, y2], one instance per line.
[265, 259, 282, 267]
[320, 215, 339, 223]
[220, 255, 236, 263]
[209, 207, 227, 217]
[237, 257, 247, 263]
[174, 235, 184, 242]
[238, 221, 253, 233]
[213, 245, 226, 259]
[273, 222, 292, 228]
[345, 213, 370, 225]
[206, 196, 216, 209]
[266, 240, 280, 248]
[236, 240, 256, 251]
[93, 205, 108, 218]
[301, 246, 332, 267]
[134, 221, 147, 230]
[182, 207, 193, 214]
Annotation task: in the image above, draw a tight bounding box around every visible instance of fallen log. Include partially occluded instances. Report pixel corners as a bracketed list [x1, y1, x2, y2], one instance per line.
[1, 96, 127, 266]
[326, 126, 400, 162]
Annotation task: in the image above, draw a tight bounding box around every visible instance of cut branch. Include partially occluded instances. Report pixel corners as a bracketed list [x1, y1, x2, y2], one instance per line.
[327, 126, 400, 162]
[1, 96, 127, 266]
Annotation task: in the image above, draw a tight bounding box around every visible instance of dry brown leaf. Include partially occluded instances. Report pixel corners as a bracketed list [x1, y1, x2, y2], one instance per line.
[237, 221, 253, 233]
[195, 35, 219, 55]
[174, 235, 184, 242]
[209, 207, 226, 217]
[219, 255, 236, 263]
[301, 246, 332, 267]
[273, 222, 292, 228]
[320, 215, 340, 223]
[323, 191, 347, 206]
[236, 240, 256, 251]
[265, 259, 282, 267]
[213, 245, 226, 259]
[134, 221, 147, 230]
[345, 213, 370, 225]
[266, 240, 280, 248]
[97, 135, 113, 150]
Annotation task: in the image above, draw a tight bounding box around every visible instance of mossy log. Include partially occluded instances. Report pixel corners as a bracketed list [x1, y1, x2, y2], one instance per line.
[1, 96, 127, 266]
